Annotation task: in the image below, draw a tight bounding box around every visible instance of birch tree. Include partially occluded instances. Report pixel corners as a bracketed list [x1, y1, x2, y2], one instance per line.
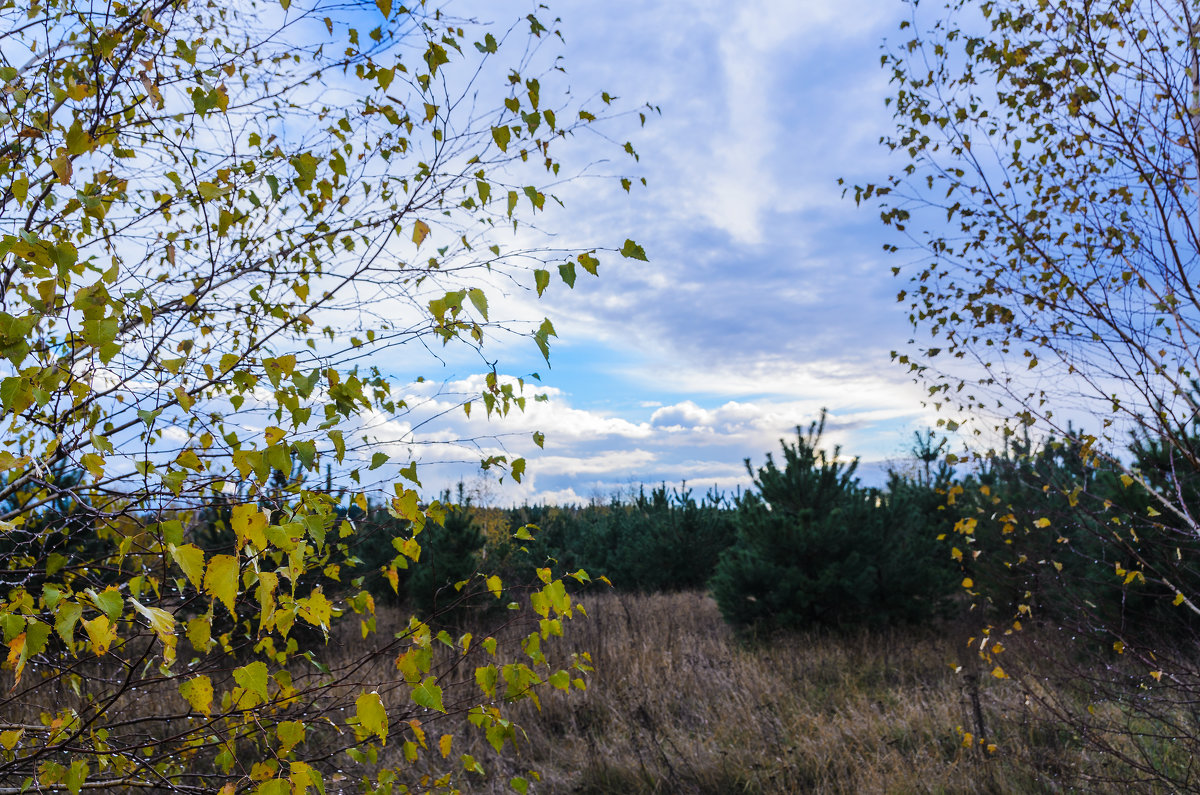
[0, 0, 644, 789]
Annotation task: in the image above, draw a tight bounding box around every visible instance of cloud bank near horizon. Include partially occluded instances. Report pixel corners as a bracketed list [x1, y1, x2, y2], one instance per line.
[364, 0, 942, 503]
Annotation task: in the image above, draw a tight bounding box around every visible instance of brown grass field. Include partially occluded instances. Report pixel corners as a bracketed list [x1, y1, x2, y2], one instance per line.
[365, 590, 1176, 794]
[5, 589, 1188, 793]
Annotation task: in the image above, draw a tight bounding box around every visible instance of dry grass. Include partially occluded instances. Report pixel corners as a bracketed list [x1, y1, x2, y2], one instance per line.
[369, 590, 1143, 794]
[6, 590, 1188, 793]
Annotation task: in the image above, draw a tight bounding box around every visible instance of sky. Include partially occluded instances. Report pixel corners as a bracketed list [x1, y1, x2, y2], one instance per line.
[368, 0, 944, 504]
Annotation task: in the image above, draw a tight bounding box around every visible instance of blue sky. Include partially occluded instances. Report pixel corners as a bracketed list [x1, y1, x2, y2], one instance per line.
[367, 0, 944, 503]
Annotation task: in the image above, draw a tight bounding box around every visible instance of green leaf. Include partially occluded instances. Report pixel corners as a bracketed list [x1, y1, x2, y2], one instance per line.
[411, 676, 446, 713]
[492, 126, 511, 152]
[54, 602, 83, 646]
[620, 239, 647, 261]
[290, 152, 319, 191]
[327, 429, 345, 463]
[89, 586, 123, 621]
[64, 760, 88, 795]
[476, 33, 498, 54]
[277, 720, 306, 755]
[468, 288, 488, 320]
[234, 660, 270, 703]
[375, 0, 391, 17]
[256, 780, 291, 795]
[577, 252, 599, 275]
[558, 261, 576, 288]
[475, 664, 499, 697]
[533, 318, 556, 361]
[370, 452, 388, 470]
[356, 690, 389, 743]
[534, 269, 550, 297]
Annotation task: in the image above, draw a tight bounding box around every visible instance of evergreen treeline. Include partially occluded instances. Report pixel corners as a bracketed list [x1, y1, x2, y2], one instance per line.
[21, 414, 1200, 640]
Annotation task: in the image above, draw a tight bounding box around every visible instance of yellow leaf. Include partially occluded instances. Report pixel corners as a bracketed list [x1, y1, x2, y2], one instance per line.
[204, 554, 240, 617]
[130, 598, 176, 664]
[297, 588, 333, 630]
[5, 633, 25, 679]
[231, 504, 269, 551]
[412, 220, 431, 248]
[83, 615, 116, 655]
[0, 450, 29, 472]
[130, 598, 174, 638]
[438, 733, 453, 758]
[179, 675, 214, 716]
[991, 666, 1008, 679]
[186, 615, 212, 652]
[257, 571, 279, 631]
[408, 719, 426, 748]
[51, 154, 73, 184]
[1034, 517, 1051, 528]
[399, 537, 421, 562]
[356, 691, 388, 744]
[169, 543, 206, 588]
[486, 575, 502, 599]
[277, 720, 306, 755]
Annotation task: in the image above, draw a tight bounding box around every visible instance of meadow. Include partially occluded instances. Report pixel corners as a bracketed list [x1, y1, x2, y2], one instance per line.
[356, 590, 1162, 794]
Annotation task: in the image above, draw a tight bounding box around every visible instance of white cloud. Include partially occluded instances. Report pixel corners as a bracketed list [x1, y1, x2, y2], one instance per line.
[344, 368, 938, 502]
[532, 449, 657, 476]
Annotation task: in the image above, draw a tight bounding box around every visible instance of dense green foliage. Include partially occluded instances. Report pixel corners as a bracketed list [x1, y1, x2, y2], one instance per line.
[710, 417, 958, 633]
[497, 486, 737, 594]
[407, 492, 488, 622]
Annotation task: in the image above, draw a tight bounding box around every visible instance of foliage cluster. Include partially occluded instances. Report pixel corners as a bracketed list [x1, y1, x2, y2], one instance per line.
[0, 0, 648, 790]
[494, 485, 739, 595]
[709, 416, 959, 633]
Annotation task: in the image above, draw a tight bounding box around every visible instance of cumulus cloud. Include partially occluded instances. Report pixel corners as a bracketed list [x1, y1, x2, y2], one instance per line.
[342, 370, 937, 503]
[303, 1, 944, 504]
